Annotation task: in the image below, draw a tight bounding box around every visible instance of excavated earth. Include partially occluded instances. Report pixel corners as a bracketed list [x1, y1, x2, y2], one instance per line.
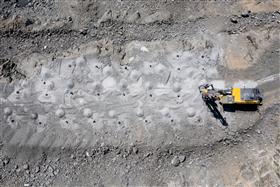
[0, 0, 279, 186]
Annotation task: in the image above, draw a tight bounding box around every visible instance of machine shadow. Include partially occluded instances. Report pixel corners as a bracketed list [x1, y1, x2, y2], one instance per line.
[223, 104, 259, 112]
[204, 99, 228, 126]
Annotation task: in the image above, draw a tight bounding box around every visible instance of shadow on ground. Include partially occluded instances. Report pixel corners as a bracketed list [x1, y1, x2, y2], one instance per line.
[204, 100, 260, 126]
[204, 99, 228, 126]
[223, 104, 259, 112]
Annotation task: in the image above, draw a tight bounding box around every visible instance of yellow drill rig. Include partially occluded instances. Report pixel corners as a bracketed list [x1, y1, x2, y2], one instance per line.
[198, 84, 262, 126]
[199, 84, 263, 106]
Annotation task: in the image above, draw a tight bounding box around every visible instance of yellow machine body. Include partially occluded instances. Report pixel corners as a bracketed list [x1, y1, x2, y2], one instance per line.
[220, 88, 262, 105]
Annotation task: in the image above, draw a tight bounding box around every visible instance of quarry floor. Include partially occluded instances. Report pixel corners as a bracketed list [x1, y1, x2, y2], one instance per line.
[0, 0, 279, 186]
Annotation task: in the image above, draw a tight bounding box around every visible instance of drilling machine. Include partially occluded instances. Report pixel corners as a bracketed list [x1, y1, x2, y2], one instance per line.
[199, 83, 263, 106]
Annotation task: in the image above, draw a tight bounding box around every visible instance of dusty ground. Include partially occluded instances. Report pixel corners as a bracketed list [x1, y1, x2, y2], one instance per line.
[0, 0, 279, 186]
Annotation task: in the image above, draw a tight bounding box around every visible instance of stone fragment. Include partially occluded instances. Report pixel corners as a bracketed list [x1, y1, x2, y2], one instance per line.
[142, 11, 171, 24]
[136, 108, 144, 117]
[97, 10, 112, 26]
[132, 147, 138, 154]
[241, 12, 250, 18]
[23, 164, 29, 170]
[31, 113, 38, 119]
[173, 82, 181, 92]
[83, 108, 93, 118]
[3, 157, 10, 165]
[47, 81, 55, 90]
[230, 18, 238, 23]
[4, 107, 12, 116]
[178, 155, 186, 163]
[127, 11, 141, 22]
[108, 110, 116, 118]
[171, 156, 180, 167]
[55, 109, 65, 118]
[35, 166, 40, 173]
[186, 108, 196, 118]
[66, 80, 75, 89]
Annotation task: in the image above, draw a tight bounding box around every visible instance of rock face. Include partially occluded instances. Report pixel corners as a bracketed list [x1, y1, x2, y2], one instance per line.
[0, 0, 279, 186]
